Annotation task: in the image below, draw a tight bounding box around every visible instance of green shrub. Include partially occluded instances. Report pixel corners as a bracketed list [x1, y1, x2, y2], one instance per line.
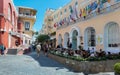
[49, 50, 120, 61]
[114, 63, 120, 74]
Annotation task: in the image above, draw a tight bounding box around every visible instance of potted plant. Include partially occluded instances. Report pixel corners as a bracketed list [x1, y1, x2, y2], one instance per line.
[114, 63, 120, 75]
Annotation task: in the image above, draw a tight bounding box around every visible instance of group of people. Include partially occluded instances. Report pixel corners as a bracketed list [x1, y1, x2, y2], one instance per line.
[51, 47, 107, 58]
[35, 42, 50, 57]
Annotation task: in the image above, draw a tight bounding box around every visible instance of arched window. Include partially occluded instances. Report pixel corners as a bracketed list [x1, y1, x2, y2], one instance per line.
[8, 4, 12, 21]
[58, 34, 62, 45]
[64, 33, 69, 48]
[69, 5, 73, 14]
[72, 30, 78, 49]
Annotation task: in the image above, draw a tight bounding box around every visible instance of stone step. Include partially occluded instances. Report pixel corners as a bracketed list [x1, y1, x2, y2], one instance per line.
[7, 49, 17, 55]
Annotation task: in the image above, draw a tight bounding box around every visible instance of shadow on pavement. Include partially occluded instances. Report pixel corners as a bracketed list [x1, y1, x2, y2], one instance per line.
[26, 52, 115, 75]
[27, 51, 75, 72]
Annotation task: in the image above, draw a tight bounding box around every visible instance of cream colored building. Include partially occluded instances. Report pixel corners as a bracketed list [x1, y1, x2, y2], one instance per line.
[41, 8, 60, 41]
[50, 0, 120, 53]
[18, 6, 37, 45]
[41, 8, 56, 35]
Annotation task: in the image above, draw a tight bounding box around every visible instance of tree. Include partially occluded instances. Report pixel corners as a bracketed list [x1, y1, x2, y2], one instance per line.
[34, 31, 39, 35]
[36, 34, 50, 43]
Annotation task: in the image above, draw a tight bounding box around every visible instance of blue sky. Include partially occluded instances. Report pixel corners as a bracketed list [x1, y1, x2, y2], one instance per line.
[13, 0, 71, 32]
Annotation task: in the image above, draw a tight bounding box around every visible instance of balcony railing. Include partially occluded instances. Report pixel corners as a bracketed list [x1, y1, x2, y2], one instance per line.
[57, 2, 120, 30]
[19, 14, 36, 19]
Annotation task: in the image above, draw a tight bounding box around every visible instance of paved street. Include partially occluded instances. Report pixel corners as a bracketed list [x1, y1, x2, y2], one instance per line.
[0, 52, 114, 75]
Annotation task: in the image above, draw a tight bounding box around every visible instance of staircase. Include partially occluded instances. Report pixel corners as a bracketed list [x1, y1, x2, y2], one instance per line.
[7, 49, 18, 55]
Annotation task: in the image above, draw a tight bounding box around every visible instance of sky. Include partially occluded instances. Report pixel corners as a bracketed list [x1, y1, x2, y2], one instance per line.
[13, 0, 71, 32]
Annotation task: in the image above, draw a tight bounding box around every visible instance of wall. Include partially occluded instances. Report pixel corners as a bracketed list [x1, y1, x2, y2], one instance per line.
[48, 53, 120, 73]
[0, 0, 3, 13]
[56, 7, 120, 51]
[0, 0, 18, 48]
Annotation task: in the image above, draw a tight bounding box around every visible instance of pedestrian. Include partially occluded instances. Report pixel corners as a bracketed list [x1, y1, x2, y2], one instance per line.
[69, 42, 72, 49]
[36, 43, 41, 57]
[0, 43, 5, 55]
[33, 45, 36, 51]
[90, 48, 95, 54]
[44, 43, 48, 56]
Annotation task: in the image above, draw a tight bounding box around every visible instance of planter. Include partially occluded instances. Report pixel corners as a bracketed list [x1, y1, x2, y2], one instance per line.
[48, 53, 120, 73]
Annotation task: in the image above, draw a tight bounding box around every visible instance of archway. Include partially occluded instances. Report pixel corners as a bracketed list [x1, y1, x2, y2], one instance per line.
[63, 32, 69, 48]
[72, 30, 78, 50]
[70, 27, 80, 50]
[84, 27, 96, 50]
[104, 22, 120, 53]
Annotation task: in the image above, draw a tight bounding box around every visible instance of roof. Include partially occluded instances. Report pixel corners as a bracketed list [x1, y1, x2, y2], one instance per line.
[17, 6, 37, 12]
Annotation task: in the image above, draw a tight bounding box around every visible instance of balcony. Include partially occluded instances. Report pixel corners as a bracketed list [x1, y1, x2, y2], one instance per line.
[57, 2, 120, 30]
[19, 14, 36, 19]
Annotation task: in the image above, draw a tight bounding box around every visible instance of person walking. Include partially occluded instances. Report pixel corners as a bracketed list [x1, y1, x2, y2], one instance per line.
[0, 43, 5, 55]
[36, 43, 41, 57]
[44, 43, 48, 56]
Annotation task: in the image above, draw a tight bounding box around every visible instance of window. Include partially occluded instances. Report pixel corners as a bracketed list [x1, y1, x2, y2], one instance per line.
[75, 1, 78, 6]
[116, 0, 120, 2]
[64, 9, 67, 13]
[12, 13, 15, 25]
[23, 10, 30, 16]
[108, 23, 120, 47]
[8, 4, 11, 21]
[29, 40, 31, 44]
[60, 11, 62, 15]
[69, 5, 73, 13]
[25, 40, 27, 44]
[24, 22, 30, 31]
[87, 28, 96, 46]
[54, 15, 56, 19]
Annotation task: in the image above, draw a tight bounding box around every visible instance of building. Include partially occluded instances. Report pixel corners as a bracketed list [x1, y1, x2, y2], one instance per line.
[18, 6, 37, 45]
[40, 8, 57, 47]
[0, 0, 20, 48]
[48, 0, 120, 53]
[0, 0, 37, 49]
[41, 8, 55, 35]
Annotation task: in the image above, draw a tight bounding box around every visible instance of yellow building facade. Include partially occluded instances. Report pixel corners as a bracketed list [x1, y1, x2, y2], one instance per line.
[51, 0, 120, 53]
[18, 6, 37, 45]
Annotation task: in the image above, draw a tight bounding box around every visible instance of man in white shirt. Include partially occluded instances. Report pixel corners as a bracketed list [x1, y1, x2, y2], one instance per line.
[36, 43, 41, 57]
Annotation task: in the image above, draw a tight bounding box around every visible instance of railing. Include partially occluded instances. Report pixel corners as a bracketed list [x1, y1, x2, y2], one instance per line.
[57, 2, 120, 30]
[19, 14, 36, 19]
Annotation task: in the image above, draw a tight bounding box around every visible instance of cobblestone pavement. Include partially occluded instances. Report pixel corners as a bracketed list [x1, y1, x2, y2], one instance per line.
[0, 52, 114, 75]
